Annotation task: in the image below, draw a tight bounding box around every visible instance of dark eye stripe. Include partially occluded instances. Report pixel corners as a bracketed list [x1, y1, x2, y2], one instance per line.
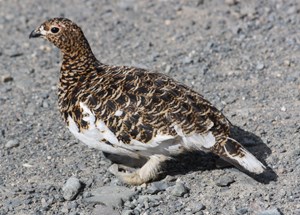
[51, 27, 59, 33]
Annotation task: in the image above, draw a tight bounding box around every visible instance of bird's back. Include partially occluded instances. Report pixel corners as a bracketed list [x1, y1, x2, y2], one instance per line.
[58, 63, 231, 151]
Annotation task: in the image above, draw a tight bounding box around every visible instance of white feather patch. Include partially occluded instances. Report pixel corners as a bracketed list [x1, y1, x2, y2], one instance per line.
[174, 125, 216, 150]
[117, 134, 176, 154]
[67, 103, 139, 159]
[114, 110, 123, 116]
[39, 25, 47, 36]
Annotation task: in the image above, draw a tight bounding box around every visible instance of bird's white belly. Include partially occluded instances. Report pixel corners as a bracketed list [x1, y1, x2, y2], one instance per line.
[67, 114, 181, 158]
[67, 115, 144, 159]
[67, 102, 216, 159]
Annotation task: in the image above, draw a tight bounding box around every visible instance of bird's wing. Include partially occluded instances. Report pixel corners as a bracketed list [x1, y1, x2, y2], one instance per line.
[72, 65, 230, 150]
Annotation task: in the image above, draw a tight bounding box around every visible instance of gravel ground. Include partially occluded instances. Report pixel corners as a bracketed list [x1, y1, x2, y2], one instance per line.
[0, 0, 300, 214]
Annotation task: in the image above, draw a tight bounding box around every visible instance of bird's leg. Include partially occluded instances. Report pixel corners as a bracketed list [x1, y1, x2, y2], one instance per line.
[108, 155, 169, 185]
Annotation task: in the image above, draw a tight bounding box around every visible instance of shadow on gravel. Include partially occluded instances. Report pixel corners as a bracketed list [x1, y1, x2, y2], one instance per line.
[103, 126, 277, 184]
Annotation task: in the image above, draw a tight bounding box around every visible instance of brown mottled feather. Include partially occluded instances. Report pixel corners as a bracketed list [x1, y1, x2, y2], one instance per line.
[59, 63, 230, 145]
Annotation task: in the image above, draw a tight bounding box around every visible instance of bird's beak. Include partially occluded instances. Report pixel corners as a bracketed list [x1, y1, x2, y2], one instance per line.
[29, 29, 42, 39]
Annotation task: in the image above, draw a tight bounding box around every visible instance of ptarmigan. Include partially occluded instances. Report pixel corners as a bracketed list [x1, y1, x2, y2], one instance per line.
[30, 18, 265, 185]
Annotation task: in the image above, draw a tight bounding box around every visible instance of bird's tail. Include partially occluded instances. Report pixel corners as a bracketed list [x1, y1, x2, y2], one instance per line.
[213, 137, 266, 174]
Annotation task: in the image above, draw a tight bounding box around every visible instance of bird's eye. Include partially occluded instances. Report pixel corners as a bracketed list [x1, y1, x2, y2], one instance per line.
[51, 27, 60, 33]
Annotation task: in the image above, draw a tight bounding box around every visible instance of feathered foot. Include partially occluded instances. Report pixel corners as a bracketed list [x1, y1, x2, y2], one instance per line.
[108, 155, 169, 185]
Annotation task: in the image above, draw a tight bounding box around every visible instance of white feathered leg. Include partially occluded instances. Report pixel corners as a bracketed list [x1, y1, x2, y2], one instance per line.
[108, 155, 169, 185]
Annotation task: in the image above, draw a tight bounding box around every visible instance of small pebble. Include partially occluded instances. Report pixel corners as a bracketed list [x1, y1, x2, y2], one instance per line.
[5, 140, 19, 149]
[256, 208, 281, 215]
[61, 204, 69, 213]
[84, 185, 135, 208]
[69, 201, 78, 209]
[171, 182, 189, 197]
[185, 207, 192, 212]
[256, 62, 265, 70]
[225, 0, 239, 6]
[216, 176, 235, 187]
[164, 175, 177, 182]
[190, 202, 205, 213]
[42, 100, 49, 108]
[165, 64, 172, 73]
[236, 207, 248, 215]
[121, 209, 133, 215]
[280, 106, 286, 112]
[83, 191, 92, 198]
[165, 20, 171, 25]
[283, 59, 291, 67]
[93, 205, 119, 215]
[147, 181, 172, 194]
[41, 198, 48, 208]
[62, 177, 81, 201]
[182, 56, 193, 64]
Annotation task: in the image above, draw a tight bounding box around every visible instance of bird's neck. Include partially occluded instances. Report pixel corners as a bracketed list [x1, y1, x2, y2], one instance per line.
[60, 42, 101, 78]
[59, 42, 100, 98]
[62, 46, 98, 69]
[60, 36, 100, 74]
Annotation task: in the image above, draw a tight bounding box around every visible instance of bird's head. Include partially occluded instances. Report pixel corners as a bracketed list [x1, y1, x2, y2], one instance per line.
[29, 18, 89, 55]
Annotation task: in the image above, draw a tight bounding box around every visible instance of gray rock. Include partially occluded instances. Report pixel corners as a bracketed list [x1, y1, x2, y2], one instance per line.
[165, 64, 172, 73]
[62, 177, 82, 201]
[236, 207, 248, 215]
[123, 200, 135, 209]
[5, 140, 19, 149]
[257, 208, 281, 215]
[182, 56, 193, 64]
[5, 199, 22, 208]
[69, 201, 78, 209]
[118, 0, 135, 10]
[283, 59, 291, 67]
[138, 195, 162, 203]
[215, 176, 235, 187]
[41, 198, 48, 208]
[121, 209, 133, 215]
[147, 181, 173, 194]
[93, 205, 120, 215]
[163, 175, 177, 182]
[190, 202, 205, 213]
[225, 0, 238, 6]
[256, 62, 265, 70]
[42, 100, 49, 108]
[25, 103, 36, 116]
[171, 182, 189, 197]
[61, 204, 69, 213]
[83, 191, 92, 198]
[83, 185, 136, 208]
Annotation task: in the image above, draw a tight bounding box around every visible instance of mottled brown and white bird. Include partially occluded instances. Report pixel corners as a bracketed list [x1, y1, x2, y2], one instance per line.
[30, 18, 265, 185]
